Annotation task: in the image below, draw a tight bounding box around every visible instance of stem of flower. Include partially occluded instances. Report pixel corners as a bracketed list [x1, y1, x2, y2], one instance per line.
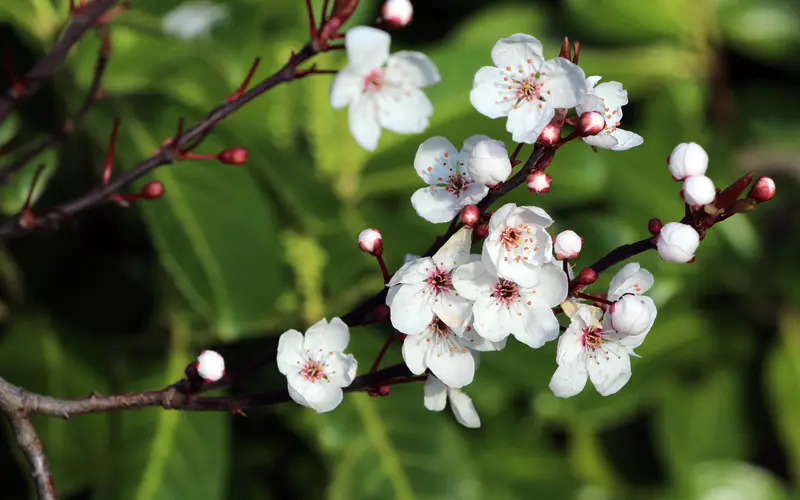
[383, 376, 427, 386]
[369, 334, 394, 373]
[510, 143, 524, 163]
[574, 291, 614, 306]
[376, 255, 390, 284]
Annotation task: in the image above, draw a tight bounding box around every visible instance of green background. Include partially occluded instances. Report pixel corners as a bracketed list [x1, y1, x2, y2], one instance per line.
[1, 0, 799, 498]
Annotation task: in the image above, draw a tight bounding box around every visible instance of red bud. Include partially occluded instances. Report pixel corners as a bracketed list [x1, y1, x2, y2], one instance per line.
[140, 181, 165, 199]
[218, 147, 248, 165]
[460, 205, 481, 228]
[648, 218, 663, 235]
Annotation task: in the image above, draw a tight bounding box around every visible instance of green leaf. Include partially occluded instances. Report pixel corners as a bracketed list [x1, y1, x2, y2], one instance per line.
[93, 319, 230, 500]
[655, 370, 748, 481]
[0, 316, 111, 497]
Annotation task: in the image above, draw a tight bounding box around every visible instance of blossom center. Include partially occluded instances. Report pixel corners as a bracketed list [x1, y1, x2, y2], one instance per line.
[425, 317, 468, 356]
[491, 279, 519, 305]
[499, 64, 548, 108]
[499, 223, 538, 264]
[516, 77, 543, 101]
[363, 68, 385, 93]
[426, 267, 453, 294]
[444, 174, 472, 197]
[300, 359, 327, 383]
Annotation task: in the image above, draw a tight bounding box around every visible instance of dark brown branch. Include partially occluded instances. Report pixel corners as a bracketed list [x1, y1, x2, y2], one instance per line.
[0, 29, 111, 184]
[0, 42, 325, 239]
[0, 378, 57, 500]
[0, 0, 118, 126]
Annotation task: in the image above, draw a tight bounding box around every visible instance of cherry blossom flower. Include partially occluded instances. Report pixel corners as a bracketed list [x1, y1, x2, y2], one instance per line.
[606, 263, 657, 338]
[330, 26, 440, 151]
[386, 227, 473, 335]
[575, 76, 643, 151]
[423, 374, 481, 428]
[467, 139, 512, 187]
[668, 142, 708, 180]
[482, 203, 555, 287]
[470, 34, 586, 143]
[657, 222, 700, 263]
[162, 1, 228, 40]
[357, 228, 383, 255]
[453, 260, 567, 348]
[411, 136, 491, 223]
[277, 318, 358, 413]
[553, 229, 583, 260]
[196, 350, 225, 382]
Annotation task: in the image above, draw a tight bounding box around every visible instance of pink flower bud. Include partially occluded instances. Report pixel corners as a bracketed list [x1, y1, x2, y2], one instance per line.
[358, 228, 383, 256]
[668, 142, 708, 180]
[526, 171, 551, 193]
[538, 123, 561, 145]
[473, 223, 489, 241]
[467, 139, 511, 186]
[648, 218, 663, 235]
[749, 176, 775, 203]
[578, 111, 605, 136]
[378, 384, 391, 396]
[682, 175, 716, 207]
[553, 229, 583, 260]
[382, 0, 413, 27]
[657, 222, 699, 263]
[217, 147, 248, 165]
[577, 268, 598, 285]
[196, 350, 225, 383]
[610, 295, 656, 336]
[140, 181, 165, 199]
[460, 205, 481, 228]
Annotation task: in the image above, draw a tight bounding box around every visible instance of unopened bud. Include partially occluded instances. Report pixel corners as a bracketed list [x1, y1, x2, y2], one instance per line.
[473, 223, 489, 241]
[648, 218, 663, 235]
[668, 142, 708, 180]
[467, 139, 511, 187]
[382, 0, 412, 27]
[526, 171, 552, 194]
[610, 295, 656, 336]
[578, 111, 605, 137]
[748, 176, 775, 203]
[322, 0, 360, 40]
[460, 205, 481, 228]
[577, 268, 598, 286]
[657, 222, 699, 264]
[538, 123, 561, 146]
[682, 175, 716, 207]
[196, 350, 225, 383]
[378, 384, 391, 396]
[218, 147, 248, 165]
[140, 181, 165, 199]
[553, 229, 582, 260]
[358, 228, 383, 256]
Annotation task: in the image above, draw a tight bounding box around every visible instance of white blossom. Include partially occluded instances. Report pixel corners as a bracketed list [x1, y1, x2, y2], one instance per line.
[423, 374, 480, 428]
[668, 142, 708, 180]
[382, 0, 413, 27]
[606, 263, 657, 338]
[657, 222, 700, 263]
[482, 203, 555, 287]
[683, 175, 716, 207]
[162, 1, 228, 40]
[357, 228, 383, 255]
[453, 260, 567, 348]
[330, 26, 440, 151]
[553, 229, 583, 260]
[410, 136, 490, 223]
[277, 318, 358, 413]
[196, 350, 225, 382]
[467, 139, 512, 187]
[575, 76, 643, 151]
[470, 34, 585, 143]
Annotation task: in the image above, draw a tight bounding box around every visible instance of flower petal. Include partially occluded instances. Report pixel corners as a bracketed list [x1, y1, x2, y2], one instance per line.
[515, 298, 560, 348]
[434, 291, 473, 333]
[346, 26, 390, 71]
[470, 66, 515, 119]
[555, 320, 587, 366]
[411, 186, 460, 223]
[549, 362, 588, 398]
[387, 282, 435, 335]
[387, 256, 432, 286]
[348, 96, 381, 151]
[506, 100, 554, 144]
[461, 134, 493, 154]
[582, 133, 619, 149]
[453, 260, 494, 302]
[277, 330, 306, 375]
[402, 333, 429, 375]
[609, 128, 644, 151]
[540, 57, 586, 109]
[377, 88, 433, 134]
[471, 294, 522, 342]
[304, 317, 350, 353]
[432, 226, 473, 271]
[385, 51, 441, 88]
[413, 136, 460, 184]
[459, 182, 490, 207]
[330, 67, 364, 109]
[607, 262, 654, 300]
[325, 352, 358, 387]
[530, 263, 569, 307]
[426, 345, 475, 388]
[487, 203, 518, 234]
[448, 388, 481, 428]
[592, 80, 629, 110]
[288, 375, 344, 413]
[423, 375, 448, 411]
[491, 34, 544, 69]
[587, 342, 632, 396]
[463, 326, 507, 351]
[575, 92, 605, 115]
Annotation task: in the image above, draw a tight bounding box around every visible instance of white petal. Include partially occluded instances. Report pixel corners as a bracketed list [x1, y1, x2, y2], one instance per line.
[349, 96, 381, 151]
[388, 282, 435, 335]
[471, 294, 522, 342]
[277, 330, 306, 375]
[463, 326, 507, 351]
[530, 263, 569, 308]
[387, 257, 432, 286]
[402, 333, 429, 375]
[582, 133, 619, 149]
[413, 136, 459, 184]
[325, 352, 358, 387]
[592, 80, 629, 110]
[423, 375, 447, 411]
[540, 57, 586, 109]
[549, 363, 588, 398]
[452, 260, 494, 302]
[607, 262, 654, 300]
[608, 129, 643, 151]
[330, 67, 364, 109]
[491, 34, 544, 69]
[576, 92, 605, 115]
[585, 75, 602, 88]
[287, 377, 312, 408]
[470, 66, 515, 119]
[447, 388, 481, 428]
[507, 100, 555, 144]
[433, 291, 473, 333]
[587, 342, 632, 396]
[410, 187, 460, 223]
[461, 134, 493, 154]
[288, 375, 344, 413]
[346, 26, 390, 71]
[426, 345, 475, 388]
[487, 203, 518, 234]
[385, 51, 441, 88]
[515, 298, 560, 348]
[555, 321, 587, 366]
[432, 226, 473, 270]
[458, 182, 490, 206]
[377, 87, 433, 134]
[304, 317, 350, 353]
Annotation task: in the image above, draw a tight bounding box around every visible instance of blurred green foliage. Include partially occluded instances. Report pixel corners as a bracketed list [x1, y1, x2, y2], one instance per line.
[0, 0, 799, 498]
